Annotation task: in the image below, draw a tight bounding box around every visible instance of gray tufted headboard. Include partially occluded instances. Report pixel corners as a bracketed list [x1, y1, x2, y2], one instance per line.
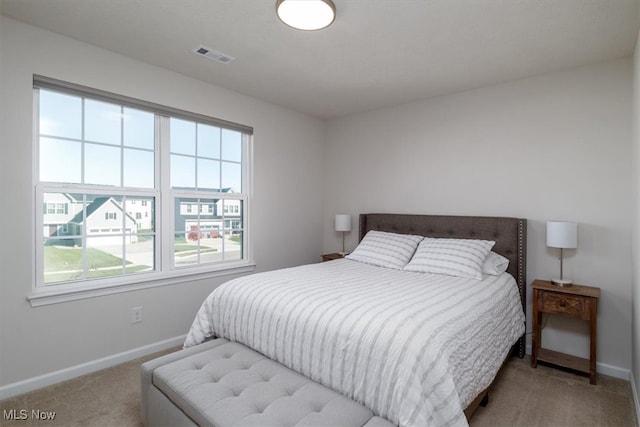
[359, 213, 527, 357]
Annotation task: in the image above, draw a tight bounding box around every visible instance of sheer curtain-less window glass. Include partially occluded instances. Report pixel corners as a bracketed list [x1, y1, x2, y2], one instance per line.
[170, 118, 245, 268]
[34, 77, 252, 295]
[39, 89, 158, 283]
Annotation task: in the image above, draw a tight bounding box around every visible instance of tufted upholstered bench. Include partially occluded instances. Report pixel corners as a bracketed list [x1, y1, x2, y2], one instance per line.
[141, 338, 395, 427]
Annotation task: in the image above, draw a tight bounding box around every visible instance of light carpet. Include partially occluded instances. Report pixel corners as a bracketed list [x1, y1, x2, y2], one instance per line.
[0, 351, 636, 427]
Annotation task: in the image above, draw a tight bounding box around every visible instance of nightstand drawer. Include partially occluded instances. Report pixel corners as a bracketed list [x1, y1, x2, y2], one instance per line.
[541, 292, 587, 319]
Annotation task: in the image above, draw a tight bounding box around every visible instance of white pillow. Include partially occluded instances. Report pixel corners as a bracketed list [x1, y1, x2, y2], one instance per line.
[482, 251, 509, 276]
[403, 237, 495, 279]
[346, 230, 423, 270]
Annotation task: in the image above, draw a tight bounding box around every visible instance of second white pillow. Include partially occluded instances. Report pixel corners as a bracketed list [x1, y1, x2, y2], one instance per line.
[404, 237, 495, 279]
[482, 251, 510, 276]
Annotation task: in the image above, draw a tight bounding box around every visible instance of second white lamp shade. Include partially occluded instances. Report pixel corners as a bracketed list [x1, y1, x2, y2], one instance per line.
[335, 214, 351, 232]
[546, 221, 578, 249]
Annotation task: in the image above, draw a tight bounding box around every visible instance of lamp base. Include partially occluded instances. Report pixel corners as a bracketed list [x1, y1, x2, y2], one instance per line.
[551, 278, 573, 287]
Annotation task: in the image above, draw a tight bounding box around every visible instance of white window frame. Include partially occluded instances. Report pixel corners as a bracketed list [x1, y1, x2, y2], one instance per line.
[29, 76, 254, 307]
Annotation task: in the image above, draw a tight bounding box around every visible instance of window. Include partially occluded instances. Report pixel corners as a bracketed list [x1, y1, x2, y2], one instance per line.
[44, 203, 68, 215]
[33, 76, 253, 299]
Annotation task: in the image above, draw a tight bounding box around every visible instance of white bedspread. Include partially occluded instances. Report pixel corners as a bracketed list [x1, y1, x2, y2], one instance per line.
[185, 259, 525, 427]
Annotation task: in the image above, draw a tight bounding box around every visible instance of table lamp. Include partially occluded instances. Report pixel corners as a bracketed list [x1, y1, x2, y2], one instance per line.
[335, 214, 351, 255]
[546, 221, 578, 286]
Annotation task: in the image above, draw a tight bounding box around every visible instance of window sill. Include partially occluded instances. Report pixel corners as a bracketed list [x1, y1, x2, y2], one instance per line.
[28, 261, 256, 307]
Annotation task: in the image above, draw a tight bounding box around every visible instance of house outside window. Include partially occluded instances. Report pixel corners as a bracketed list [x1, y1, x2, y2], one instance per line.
[33, 76, 253, 303]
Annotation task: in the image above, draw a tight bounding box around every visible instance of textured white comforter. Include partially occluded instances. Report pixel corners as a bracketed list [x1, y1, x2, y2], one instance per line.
[185, 259, 525, 427]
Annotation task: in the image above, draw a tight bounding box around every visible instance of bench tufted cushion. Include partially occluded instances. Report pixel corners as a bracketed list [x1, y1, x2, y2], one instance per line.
[150, 339, 393, 427]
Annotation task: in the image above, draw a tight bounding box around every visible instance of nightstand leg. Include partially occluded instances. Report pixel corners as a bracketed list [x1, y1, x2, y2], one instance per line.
[589, 298, 597, 385]
[531, 288, 539, 368]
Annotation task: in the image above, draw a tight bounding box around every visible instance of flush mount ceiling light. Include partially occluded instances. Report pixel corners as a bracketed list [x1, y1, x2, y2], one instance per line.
[276, 0, 336, 31]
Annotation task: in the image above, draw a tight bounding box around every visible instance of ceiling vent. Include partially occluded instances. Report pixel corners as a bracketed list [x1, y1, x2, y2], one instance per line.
[192, 45, 235, 64]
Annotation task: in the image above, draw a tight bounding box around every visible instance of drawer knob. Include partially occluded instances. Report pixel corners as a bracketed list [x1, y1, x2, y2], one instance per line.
[559, 300, 566, 307]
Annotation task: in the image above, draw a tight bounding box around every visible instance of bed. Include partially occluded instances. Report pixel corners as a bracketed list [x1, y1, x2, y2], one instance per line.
[184, 213, 527, 427]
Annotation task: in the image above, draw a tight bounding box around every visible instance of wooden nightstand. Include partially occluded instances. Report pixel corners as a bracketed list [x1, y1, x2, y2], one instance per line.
[321, 253, 345, 262]
[531, 279, 600, 384]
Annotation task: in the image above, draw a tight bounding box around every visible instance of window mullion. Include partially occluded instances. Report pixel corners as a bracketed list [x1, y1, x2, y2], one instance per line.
[34, 186, 44, 288]
[242, 133, 252, 262]
[197, 198, 202, 265]
[159, 115, 173, 270]
[81, 97, 86, 185]
[122, 196, 127, 274]
[81, 194, 87, 281]
[120, 108, 126, 274]
[33, 90, 42, 289]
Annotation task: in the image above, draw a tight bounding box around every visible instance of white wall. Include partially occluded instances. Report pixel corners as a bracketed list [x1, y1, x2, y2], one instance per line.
[632, 24, 640, 407]
[323, 59, 633, 373]
[0, 17, 325, 389]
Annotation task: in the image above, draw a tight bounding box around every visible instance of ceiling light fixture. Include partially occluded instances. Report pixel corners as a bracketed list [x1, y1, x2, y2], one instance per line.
[276, 0, 336, 31]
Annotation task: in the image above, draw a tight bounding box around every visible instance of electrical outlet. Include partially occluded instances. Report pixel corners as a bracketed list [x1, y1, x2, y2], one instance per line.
[131, 306, 143, 324]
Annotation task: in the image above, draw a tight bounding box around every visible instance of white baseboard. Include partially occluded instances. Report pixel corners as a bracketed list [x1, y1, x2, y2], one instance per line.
[0, 334, 185, 401]
[597, 360, 633, 381]
[630, 370, 640, 427]
[524, 343, 630, 380]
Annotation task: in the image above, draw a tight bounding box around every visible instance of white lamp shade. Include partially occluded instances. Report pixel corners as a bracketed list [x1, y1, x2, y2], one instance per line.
[335, 214, 351, 232]
[546, 221, 578, 249]
[276, 0, 336, 31]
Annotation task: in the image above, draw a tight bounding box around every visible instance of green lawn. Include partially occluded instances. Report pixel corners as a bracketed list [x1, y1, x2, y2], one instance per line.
[43, 242, 222, 283]
[43, 246, 145, 283]
[45, 246, 129, 270]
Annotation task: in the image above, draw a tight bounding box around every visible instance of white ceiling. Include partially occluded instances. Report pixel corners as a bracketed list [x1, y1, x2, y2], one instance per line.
[2, 0, 638, 119]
